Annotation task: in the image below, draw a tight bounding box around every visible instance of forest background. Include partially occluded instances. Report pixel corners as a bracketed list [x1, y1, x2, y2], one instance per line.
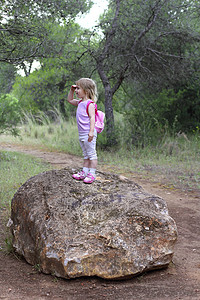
[0, 3, 200, 297]
[0, 0, 200, 190]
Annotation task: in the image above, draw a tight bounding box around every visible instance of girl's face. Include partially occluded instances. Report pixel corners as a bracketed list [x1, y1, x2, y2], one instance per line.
[75, 85, 87, 99]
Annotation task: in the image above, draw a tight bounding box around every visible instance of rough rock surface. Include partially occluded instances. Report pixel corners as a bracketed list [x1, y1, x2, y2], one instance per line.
[10, 168, 177, 280]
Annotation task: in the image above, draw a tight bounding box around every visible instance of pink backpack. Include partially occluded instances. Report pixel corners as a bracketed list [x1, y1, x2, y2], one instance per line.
[86, 101, 105, 133]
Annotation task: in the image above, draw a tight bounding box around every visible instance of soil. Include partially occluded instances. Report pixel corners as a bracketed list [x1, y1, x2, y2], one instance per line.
[0, 143, 200, 300]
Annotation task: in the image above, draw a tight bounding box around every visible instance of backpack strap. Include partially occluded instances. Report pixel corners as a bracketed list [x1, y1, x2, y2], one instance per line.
[86, 100, 97, 116]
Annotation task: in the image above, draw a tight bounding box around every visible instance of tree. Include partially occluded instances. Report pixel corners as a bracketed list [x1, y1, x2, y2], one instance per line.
[0, 0, 92, 63]
[84, 0, 200, 145]
[11, 22, 94, 115]
[0, 0, 93, 126]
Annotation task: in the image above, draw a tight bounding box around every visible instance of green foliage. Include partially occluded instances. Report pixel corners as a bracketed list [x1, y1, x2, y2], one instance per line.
[81, 0, 199, 144]
[12, 70, 61, 113]
[96, 0, 199, 84]
[0, 94, 21, 135]
[162, 87, 200, 132]
[117, 74, 200, 147]
[11, 21, 94, 117]
[12, 68, 79, 118]
[1, 0, 199, 147]
[0, 0, 92, 63]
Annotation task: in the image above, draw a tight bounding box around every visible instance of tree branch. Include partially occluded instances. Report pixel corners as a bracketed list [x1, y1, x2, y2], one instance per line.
[111, 63, 129, 94]
[134, 55, 152, 73]
[132, 0, 168, 52]
[0, 41, 44, 63]
[102, 0, 121, 58]
[147, 47, 184, 59]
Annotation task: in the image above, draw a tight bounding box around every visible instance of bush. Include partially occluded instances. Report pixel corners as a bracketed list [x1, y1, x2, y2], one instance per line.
[123, 85, 200, 147]
[0, 94, 21, 135]
[12, 70, 58, 114]
[12, 67, 77, 119]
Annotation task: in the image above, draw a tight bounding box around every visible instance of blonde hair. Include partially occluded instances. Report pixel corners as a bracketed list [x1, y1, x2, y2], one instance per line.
[76, 78, 98, 103]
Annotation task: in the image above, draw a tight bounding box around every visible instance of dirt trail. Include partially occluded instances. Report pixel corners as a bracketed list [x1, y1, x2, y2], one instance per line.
[0, 143, 200, 300]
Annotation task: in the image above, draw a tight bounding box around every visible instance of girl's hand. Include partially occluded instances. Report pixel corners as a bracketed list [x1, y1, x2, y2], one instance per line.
[67, 85, 79, 106]
[88, 132, 94, 142]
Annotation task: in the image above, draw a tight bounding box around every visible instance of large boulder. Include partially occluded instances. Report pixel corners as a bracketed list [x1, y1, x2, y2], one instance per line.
[10, 168, 177, 279]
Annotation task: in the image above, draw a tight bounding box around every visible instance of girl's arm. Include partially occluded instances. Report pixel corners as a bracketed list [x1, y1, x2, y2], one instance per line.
[88, 103, 95, 142]
[67, 85, 79, 106]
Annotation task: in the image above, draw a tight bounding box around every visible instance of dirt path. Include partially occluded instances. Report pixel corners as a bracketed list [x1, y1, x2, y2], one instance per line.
[0, 143, 200, 300]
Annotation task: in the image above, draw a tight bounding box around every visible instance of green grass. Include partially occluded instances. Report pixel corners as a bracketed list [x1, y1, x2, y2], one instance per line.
[0, 151, 52, 208]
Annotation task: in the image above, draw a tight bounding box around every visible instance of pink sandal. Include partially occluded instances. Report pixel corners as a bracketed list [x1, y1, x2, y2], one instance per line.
[83, 173, 95, 184]
[72, 171, 86, 180]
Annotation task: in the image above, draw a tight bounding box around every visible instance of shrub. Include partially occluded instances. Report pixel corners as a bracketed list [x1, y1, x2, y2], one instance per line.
[0, 94, 21, 135]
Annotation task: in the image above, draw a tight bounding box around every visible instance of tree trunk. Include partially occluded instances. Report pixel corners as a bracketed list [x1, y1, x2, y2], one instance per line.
[104, 85, 116, 146]
[97, 60, 116, 145]
[59, 98, 66, 116]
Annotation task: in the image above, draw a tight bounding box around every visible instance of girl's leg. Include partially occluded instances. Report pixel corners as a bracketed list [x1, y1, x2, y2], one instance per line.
[76, 134, 97, 183]
[83, 158, 90, 168]
[88, 158, 98, 179]
[84, 138, 97, 182]
[83, 158, 90, 175]
[72, 140, 89, 180]
[89, 159, 97, 169]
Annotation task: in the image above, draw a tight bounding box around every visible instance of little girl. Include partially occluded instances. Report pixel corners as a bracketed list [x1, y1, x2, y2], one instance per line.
[67, 78, 98, 184]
